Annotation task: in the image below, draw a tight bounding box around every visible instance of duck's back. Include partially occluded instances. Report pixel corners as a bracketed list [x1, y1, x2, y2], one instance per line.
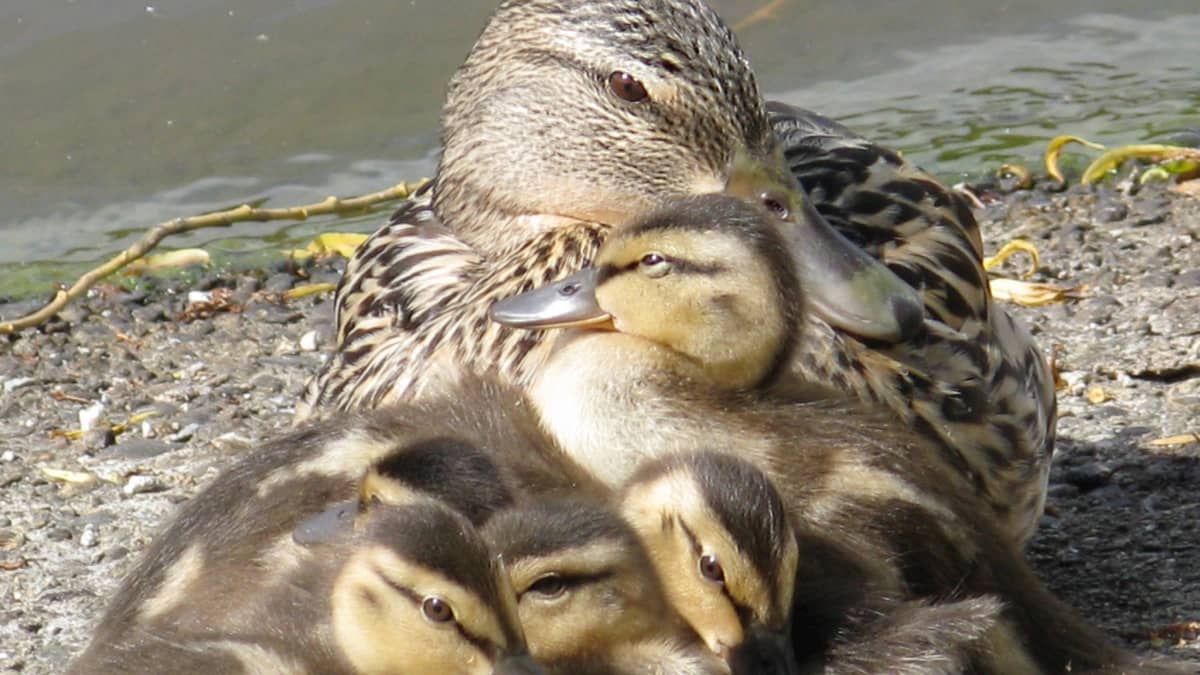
[768, 102, 1055, 543]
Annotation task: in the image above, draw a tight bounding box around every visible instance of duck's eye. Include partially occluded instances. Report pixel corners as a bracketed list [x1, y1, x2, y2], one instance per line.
[638, 253, 671, 278]
[608, 71, 648, 103]
[527, 574, 568, 599]
[421, 596, 455, 623]
[699, 554, 725, 584]
[760, 191, 791, 220]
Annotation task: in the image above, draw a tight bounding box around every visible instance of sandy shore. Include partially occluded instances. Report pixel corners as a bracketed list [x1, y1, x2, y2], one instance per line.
[1, 181, 1198, 672]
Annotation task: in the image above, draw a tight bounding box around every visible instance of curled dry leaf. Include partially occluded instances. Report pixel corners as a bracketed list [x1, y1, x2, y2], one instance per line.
[284, 283, 337, 301]
[989, 278, 1086, 306]
[40, 466, 97, 484]
[289, 232, 369, 261]
[983, 239, 1041, 279]
[122, 249, 211, 277]
[1146, 432, 1200, 448]
[1085, 385, 1112, 404]
[1082, 144, 1200, 184]
[1044, 135, 1106, 185]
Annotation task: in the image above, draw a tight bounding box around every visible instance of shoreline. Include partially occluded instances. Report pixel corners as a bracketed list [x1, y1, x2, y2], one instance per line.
[1, 180, 1198, 672]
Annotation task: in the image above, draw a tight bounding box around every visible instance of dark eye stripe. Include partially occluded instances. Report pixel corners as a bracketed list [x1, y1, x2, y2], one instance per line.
[368, 562, 499, 658]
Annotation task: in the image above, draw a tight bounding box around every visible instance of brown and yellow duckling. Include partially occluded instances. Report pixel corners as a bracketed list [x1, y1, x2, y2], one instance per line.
[492, 194, 1177, 673]
[298, 0, 1053, 547]
[68, 382, 581, 673]
[72, 495, 541, 675]
[482, 495, 729, 675]
[619, 452, 1005, 675]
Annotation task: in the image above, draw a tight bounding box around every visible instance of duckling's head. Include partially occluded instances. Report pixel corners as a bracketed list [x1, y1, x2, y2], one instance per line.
[331, 500, 542, 675]
[481, 497, 689, 665]
[294, 436, 515, 547]
[619, 452, 799, 675]
[493, 195, 801, 391]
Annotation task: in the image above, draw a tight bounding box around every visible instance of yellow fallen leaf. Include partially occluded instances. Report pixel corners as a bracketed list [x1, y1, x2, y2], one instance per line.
[123, 249, 211, 276]
[1085, 385, 1112, 404]
[1082, 144, 1200, 184]
[289, 232, 368, 260]
[285, 283, 337, 300]
[983, 240, 1041, 279]
[989, 278, 1085, 306]
[1044, 136, 1106, 184]
[997, 163, 1034, 190]
[40, 467, 97, 484]
[1147, 433, 1200, 448]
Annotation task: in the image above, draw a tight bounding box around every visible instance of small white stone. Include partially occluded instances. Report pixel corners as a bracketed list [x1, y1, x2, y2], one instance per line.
[123, 475, 162, 496]
[1, 451, 15, 462]
[79, 402, 106, 432]
[80, 524, 99, 548]
[186, 290, 212, 305]
[299, 330, 319, 352]
[2, 377, 34, 393]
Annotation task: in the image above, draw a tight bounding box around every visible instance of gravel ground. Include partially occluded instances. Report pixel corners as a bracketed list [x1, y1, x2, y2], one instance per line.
[1, 182, 1198, 673]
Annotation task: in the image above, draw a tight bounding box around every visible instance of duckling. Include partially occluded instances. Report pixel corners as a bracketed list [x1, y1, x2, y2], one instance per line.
[69, 378, 589, 672]
[491, 194, 1172, 673]
[71, 498, 543, 674]
[297, 0, 1053, 547]
[481, 496, 730, 675]
[618, 451, 1004, 675]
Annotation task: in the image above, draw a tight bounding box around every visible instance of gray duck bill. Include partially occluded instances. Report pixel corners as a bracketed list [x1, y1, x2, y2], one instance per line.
[489, 268, 611, 330]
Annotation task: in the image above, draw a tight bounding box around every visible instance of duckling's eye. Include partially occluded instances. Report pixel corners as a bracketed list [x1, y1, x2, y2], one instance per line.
[421, 596, 455, 623]
[638, 253, 672, 278]
[608, 71, 649, 103]
[760, 191, 791, 220]
[527, 574, 568, 599]
[699, 554, 725, 585]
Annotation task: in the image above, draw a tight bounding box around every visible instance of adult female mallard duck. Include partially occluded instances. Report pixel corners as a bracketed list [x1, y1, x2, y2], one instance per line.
[296, 0, 1053, 546]
[492, 194, 1177, 674]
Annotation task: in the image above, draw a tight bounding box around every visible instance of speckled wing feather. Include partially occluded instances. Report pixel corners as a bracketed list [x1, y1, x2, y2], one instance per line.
[297, 183, 606, 420]
[769, 102, 1056, 542]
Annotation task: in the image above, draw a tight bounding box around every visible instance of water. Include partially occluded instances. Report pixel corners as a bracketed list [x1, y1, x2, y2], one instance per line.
[1, 0, 1197, 295]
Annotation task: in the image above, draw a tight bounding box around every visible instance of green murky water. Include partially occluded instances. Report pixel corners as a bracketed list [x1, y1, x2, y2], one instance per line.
[1, 0, 1197, 297]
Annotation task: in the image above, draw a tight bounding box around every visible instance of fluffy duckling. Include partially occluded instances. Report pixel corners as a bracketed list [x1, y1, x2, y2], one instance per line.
[299, 0, 1053, 548]
[620, 452, 1004, 675]
[72, 497, 542, 674]
[482, 496, 728, 675]
[69, 379, 588, 672]
[492, 194, 1174, 673]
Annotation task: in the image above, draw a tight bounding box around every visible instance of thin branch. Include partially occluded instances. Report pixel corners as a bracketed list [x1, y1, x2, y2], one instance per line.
[733, 0, 789, 32]
[1, 180, 427, 335]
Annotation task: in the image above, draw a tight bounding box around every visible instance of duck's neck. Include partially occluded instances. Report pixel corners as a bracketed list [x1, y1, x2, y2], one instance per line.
[529, 333, 736, 487]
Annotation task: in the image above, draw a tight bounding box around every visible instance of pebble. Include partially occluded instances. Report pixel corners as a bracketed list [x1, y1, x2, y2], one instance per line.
[299, 330, 319, 352]
[2, 377, 34, 393]
[78, 403, 106, 432]
[106, 439, 172, 460]
[79, 524, 98, 548]
[1, 451, 15, 462]
[122, 475, 165, 496]
[168, 423, 201, 443]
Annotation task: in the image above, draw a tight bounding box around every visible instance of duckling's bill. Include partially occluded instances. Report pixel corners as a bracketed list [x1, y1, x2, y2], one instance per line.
[724, 149, 925, 343]
[489, 268, 613, 330]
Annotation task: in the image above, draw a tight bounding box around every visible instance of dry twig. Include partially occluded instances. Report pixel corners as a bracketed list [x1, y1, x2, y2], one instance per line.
[0, 180, 426, 335]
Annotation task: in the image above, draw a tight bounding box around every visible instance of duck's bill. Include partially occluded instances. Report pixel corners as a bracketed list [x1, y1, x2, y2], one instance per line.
[489, 268, 615, 330]
[725, 149, 924, 343]
[492, 654, 547, 675]
[730, 622, 799, 675]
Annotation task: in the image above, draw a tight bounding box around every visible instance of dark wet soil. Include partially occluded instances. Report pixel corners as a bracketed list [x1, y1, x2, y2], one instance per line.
[1, 181, 1198, 673]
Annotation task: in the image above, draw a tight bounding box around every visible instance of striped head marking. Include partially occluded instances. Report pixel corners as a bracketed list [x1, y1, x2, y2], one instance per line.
[620, 452, 799, 672]
[482, 497, 680, 663]
[332, 501, 533, 675]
